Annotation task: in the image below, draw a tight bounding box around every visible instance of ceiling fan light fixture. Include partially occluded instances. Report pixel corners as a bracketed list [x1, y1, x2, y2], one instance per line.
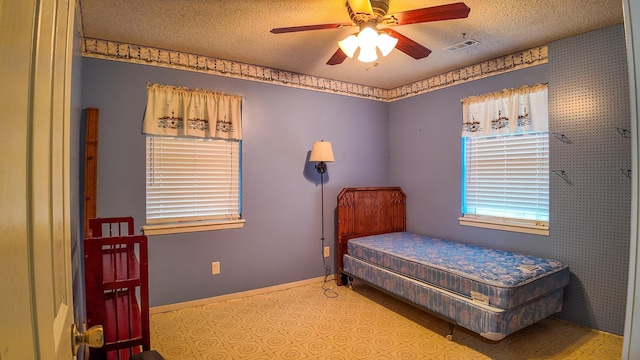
[273, 2, 470, 66]
[377, 32, 398, 57]
[338, 34, 359, 58]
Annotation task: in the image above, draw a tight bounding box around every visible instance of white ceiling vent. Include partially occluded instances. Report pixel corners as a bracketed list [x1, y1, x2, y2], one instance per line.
[446, 39, 480, 52]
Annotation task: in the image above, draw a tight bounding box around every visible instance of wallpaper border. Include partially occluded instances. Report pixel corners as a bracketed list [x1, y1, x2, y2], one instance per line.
[82, 38, 547, 102]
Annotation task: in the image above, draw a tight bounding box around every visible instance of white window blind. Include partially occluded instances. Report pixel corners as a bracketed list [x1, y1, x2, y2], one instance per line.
[146, 136, 241, 224]
[462, 132, 549, 224]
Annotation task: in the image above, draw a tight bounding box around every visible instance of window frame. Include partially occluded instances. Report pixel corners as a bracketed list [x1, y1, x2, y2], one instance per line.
[142, 135, 244, 235]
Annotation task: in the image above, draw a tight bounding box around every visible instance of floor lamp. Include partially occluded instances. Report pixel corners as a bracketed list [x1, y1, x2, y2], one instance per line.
[309, 140, 336, 296]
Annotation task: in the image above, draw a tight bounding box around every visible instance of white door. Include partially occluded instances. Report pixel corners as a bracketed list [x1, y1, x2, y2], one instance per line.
[0, 0, 77, 359]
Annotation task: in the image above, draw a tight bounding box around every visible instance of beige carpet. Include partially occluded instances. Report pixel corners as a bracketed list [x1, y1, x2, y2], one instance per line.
[150, 280, 623, 359]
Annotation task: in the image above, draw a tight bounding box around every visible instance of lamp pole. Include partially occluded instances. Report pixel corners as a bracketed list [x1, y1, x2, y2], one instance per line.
[316, 161, 327, 242]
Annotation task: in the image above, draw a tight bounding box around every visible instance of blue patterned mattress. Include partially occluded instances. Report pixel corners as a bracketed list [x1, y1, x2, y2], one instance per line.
[347, 232, 570, 310]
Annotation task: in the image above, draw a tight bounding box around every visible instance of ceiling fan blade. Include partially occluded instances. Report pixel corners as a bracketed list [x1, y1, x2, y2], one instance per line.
[383, 2, 470, 26]
[380, 28, 431, 59]
[327, 48, 348, 65]
[347, 0, 373, 16]
[271, 23, 353, 34]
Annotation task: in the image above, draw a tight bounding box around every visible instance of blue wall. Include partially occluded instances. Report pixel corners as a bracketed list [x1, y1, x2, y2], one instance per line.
[81, 59, 390, 306]
[389, 24, 630, 335]
[81, 24, 630, 335]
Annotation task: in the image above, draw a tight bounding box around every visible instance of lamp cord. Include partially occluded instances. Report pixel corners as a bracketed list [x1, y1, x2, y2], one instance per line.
[320, 170, 338, 298]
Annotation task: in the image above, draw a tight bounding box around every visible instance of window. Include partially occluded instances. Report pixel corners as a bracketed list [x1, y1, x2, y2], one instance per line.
[141, 83, 244, 235]
[143, 136, 243, 235]
[460, 84, 549, 235]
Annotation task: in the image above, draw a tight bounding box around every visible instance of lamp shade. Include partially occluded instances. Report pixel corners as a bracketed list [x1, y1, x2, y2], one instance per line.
[377, 33, 398, 57]
[357, 26, 378, 49]
[309, 141, 335, 162]
[338, 34, 359, 58]
[357, 45, 378, 62]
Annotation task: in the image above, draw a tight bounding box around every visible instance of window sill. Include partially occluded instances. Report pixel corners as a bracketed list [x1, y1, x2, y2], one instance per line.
[458, 217, 549, 236]
[142, 219, 245, 235]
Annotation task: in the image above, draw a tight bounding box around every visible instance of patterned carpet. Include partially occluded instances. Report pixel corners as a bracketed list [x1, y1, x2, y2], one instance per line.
[150, 280, 622, 359]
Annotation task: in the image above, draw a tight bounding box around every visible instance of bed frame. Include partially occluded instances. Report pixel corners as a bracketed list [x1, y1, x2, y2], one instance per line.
[336, 187, 406, 286]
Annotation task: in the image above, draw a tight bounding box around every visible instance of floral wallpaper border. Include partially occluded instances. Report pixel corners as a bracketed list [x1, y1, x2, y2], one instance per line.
[82, 38, 548, 102]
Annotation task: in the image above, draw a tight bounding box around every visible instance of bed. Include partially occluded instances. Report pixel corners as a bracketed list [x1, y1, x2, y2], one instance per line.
[336, 187, 570, 341]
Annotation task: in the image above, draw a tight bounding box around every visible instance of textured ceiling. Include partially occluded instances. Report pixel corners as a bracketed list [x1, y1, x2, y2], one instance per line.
[78, 0, 623, 89]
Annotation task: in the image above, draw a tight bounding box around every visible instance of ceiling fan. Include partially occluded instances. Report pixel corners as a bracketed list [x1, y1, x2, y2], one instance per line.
[270, 0, 471, 65]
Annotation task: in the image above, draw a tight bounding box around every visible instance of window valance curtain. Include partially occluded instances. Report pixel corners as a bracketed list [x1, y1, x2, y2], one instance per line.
[461, 83, 548, 138]
[143, 83, 242, 140]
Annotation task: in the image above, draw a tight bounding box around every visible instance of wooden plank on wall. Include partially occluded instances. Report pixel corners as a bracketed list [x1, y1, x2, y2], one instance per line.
[84, 108, 99, 237]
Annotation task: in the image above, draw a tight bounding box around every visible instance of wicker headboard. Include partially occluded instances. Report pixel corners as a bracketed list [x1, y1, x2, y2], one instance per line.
[336, 187, 406, 285]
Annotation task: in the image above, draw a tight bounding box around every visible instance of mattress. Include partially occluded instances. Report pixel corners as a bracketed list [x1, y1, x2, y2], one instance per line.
[347, 232, 570, 310]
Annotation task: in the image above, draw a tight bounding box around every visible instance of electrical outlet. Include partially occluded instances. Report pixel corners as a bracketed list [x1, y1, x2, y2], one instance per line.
[211, 261, 220, 275]
[323, 246, 330, 258]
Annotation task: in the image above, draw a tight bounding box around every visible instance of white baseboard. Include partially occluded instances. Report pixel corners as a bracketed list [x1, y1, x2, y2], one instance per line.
[150, 276, 327, 314]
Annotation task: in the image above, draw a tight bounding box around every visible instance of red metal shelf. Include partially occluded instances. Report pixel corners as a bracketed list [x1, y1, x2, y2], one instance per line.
[85, 217, 150, 360]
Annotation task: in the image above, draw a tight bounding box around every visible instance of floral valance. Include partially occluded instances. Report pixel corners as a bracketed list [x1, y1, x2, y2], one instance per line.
[143, 83, 242, 140]
[461, 83, 548, 137]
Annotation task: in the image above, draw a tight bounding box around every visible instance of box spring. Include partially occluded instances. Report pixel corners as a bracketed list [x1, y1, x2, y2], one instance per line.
[342, 255, 565, 341]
